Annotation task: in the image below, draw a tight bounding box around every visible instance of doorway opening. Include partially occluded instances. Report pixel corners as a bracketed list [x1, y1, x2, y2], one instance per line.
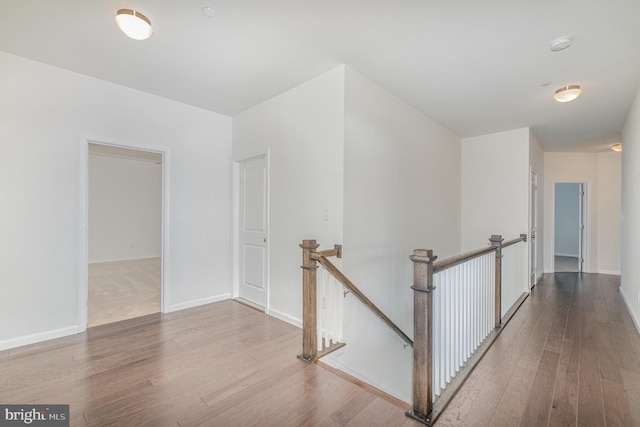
[82, 142, 165, 328]
[554, 182, 586, 272]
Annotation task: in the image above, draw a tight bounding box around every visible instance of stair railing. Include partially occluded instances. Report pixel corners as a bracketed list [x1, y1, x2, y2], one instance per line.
[298, 234, 528, 427]
[298, 239, 412, 363]
[407, 234, 527, 425]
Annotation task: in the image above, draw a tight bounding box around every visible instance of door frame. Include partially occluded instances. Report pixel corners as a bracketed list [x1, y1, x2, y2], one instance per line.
[551, 181, 589, 273]
[79, 136, 170, 332]
[232, 149, 270, 312]
[529, 168, 538, 289]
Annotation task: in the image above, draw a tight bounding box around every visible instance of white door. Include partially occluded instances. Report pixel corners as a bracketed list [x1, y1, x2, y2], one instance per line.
[239, 156, 268, 308]
[530, 170, 537, 288]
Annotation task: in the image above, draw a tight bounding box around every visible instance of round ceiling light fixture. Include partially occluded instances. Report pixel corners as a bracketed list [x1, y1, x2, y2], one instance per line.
[554, 85, 582, 103]
[612, 143, 622, 152]
[115, 9, 153, 40]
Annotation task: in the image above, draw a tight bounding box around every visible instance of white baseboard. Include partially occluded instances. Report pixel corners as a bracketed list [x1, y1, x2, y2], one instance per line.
[0, 326, 79, 351]
[267, 307, 301, 328]
[619, 288, 640, 335]
[322, 354, 409, 404]
[598, 269, 621, 276]
[167, 293, 230, 312]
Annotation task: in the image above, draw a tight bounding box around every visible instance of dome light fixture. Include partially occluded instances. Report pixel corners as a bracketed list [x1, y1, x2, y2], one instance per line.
[554, 85, 582, 103]
[612, 143, 622, 152]
[115, 9, 153, 40]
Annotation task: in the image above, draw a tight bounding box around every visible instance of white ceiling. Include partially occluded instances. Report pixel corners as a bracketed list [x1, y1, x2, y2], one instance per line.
[2, 0, 639, 152]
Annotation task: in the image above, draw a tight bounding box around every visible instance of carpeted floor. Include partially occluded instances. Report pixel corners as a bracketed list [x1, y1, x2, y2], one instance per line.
[88, 258, 161, 327]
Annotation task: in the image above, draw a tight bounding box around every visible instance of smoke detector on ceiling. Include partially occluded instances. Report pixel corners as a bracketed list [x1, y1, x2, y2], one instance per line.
[202, 7, 216, 17]
[550, 37, 572, 52]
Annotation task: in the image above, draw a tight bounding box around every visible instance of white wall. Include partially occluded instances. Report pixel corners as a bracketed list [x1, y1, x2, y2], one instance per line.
[89, 154, 162, 263]
[232, 66, 345, 325]
[554, 183, 581, 257]
[0, 52, 232, 349]
[332, 68, 461, 403]
[597, 152, 622, 274]
[543, 152, 621, 274]
[461, 128, 530, 251]
[621, 86, 640, 331]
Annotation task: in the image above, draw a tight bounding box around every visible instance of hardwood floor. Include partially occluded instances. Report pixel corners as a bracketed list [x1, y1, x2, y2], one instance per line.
[436, 273, 640, 426]
[2, 273, 639, 426]
[554, 256, 579, 272]
[0, 301, 420, 427]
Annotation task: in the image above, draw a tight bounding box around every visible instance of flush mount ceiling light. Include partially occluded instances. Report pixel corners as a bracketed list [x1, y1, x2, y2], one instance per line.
[554, 85, 582, 102]
[612, 143, 622, 152]
[115, 9, 153, 40]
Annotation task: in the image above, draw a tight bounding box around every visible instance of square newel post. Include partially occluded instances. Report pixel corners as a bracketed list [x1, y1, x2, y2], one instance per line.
[407, 249, 437, 425]
[489, 235, 504, 328]
[299, 239, 320, 362]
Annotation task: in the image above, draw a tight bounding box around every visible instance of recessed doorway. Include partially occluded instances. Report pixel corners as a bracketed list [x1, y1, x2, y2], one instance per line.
[554, 182, 586, 272]
[86, 143, 164, 327]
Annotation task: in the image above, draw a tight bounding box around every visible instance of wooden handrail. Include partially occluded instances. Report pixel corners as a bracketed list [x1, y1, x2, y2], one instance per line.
[433, 233, 527, 274]
[502, 233, 527, 249]
[315, 244, 342, 259]
[311, 253, 414, 348]
[433, 246, 495, 273]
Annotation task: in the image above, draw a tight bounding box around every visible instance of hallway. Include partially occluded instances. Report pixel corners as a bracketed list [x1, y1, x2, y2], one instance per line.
[436, 273, 640, 426]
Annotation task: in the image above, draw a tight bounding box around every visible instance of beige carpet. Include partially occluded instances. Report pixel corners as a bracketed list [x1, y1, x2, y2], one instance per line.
[88, 258, 161, 327]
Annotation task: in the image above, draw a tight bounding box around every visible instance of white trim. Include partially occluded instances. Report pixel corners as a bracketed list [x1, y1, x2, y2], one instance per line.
[529, 167, 538, 289]
[0, 326, 78, 351]
[168, 294, 230, 312]
[265, 149, 271, 313]
[598, 269, 621, 276]
[231, 161, 240, 299]
[267, 308, 302, 328]
[79, 136, 170, 332]
[78, 139, 89, 333]
[620, 287, 640, 335]
[232, 148, 270, 163]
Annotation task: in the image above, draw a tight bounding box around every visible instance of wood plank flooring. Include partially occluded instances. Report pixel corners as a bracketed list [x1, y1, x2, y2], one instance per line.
[436, 273, 640, 426]
[2, 273, 639, 426]
[0, 300, 420, 427]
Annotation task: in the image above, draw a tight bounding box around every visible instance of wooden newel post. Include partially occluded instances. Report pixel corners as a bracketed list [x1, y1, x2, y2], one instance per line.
[299, 239, 320, 362]
[489, 235, 504, 328]
[407, 249, 437, 424]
